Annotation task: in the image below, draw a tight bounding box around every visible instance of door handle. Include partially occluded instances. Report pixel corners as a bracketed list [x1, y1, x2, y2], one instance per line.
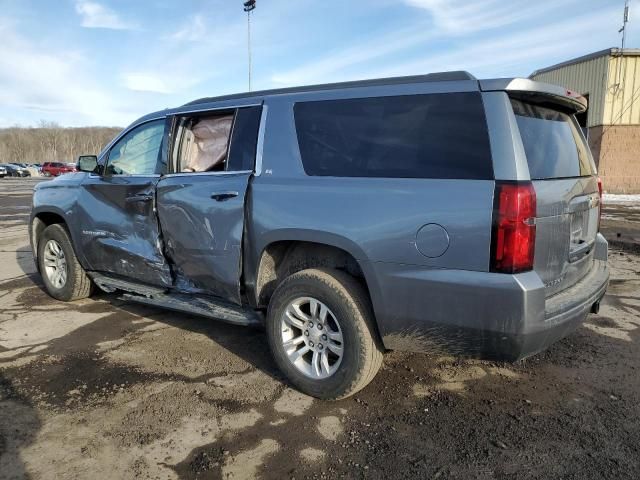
[211, 191, 239, 201]
[126, 194, 153, 203]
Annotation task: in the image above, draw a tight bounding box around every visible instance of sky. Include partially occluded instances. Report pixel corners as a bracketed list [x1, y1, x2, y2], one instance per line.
[0, 0, 637, 128]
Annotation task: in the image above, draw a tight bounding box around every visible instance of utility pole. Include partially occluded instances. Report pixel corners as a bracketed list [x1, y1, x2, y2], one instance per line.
[243, 0, 256, 91]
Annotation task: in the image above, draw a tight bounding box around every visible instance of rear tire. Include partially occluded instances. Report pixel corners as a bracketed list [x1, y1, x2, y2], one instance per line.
[266, 268, 383, 400]
[37, 224, 93, 301]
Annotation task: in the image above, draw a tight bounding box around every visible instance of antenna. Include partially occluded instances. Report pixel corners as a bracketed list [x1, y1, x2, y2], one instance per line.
[614, 0, 630, 91]
[619, 0, 629, 49]
[243, 0, 256, 92]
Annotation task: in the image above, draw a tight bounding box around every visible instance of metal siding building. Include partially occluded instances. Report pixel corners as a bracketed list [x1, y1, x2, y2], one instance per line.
[531, 54, 609, 128]
[603, 54, 640, 125]
[531, 48, 640, 193]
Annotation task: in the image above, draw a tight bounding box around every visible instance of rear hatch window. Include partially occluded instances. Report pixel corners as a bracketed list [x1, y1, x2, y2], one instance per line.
[511, 98, 599, 297]
[511, 99, 596, 179]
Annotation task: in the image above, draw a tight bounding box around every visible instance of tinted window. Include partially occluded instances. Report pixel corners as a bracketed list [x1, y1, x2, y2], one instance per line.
[227, 106, 262, 171]
[294, 92, 493, 179]
[511, 99, 596, 179]
[107, 120, 165, 175]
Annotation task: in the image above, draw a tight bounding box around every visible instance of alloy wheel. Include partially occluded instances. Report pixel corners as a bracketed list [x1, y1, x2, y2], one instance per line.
[43, 239, 67, 288]
[280, 297, 344, 379]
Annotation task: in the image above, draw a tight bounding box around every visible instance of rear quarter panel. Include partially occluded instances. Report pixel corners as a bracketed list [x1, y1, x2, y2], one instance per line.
[249, 176, 494, 269]
[246, 91, 496, 342]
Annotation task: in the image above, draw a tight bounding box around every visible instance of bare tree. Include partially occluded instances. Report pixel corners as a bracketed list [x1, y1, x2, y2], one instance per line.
[0, 123, 121, 164]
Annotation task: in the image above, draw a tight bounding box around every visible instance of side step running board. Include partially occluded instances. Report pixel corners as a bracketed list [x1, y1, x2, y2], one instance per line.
[121, 292, 262, 327]
[91, 272, 166, 297]
[90, 272, 262, 327]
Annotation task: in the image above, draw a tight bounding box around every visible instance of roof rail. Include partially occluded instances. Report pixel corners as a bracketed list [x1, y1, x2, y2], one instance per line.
[184, 71, 477, 106]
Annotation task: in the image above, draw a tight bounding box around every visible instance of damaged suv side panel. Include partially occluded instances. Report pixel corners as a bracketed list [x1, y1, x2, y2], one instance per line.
[156, 172, 251, 304]
[30, 71, 609, 400]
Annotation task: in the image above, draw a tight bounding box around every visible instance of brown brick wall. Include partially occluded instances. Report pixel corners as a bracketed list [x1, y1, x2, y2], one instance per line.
[588, 125, 640, 194]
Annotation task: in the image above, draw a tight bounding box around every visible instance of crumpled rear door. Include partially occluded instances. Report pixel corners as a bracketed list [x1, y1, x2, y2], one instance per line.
[156, 172, 251, 304]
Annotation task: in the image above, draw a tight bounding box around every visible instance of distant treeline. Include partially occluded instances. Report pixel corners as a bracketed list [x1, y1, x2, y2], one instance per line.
[0, 122, 122, 164]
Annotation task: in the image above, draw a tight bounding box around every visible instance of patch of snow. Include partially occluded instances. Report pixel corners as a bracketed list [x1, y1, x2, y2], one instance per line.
[603, 194, 640, 204]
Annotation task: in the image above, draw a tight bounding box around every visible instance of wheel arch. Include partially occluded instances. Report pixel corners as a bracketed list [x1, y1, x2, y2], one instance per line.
[252, 232, 385, 343]
[30, 208, 86, 271]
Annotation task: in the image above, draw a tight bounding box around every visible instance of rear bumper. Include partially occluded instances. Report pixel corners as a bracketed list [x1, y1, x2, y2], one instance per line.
[509, 256, 608, 360]
[375, 234, 609, 361]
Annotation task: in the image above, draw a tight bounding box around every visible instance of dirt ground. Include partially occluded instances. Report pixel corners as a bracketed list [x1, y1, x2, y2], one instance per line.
[1, 178, 639, 480]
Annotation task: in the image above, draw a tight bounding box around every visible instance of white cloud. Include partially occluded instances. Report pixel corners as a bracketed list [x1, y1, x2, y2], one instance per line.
[170, 14, 207, 42]
[0, 0, 623, 127]
[403, 0, 519, 34]
[367, 7, 620, 79]
[270, 0, 617, 87]
[380, 9, 617, 75]
[75, 0, 135, 30]
[402, 0, 580, 36]
[121, 73, 172, 94]
[270, 26, 436, 86]
[122, 14, 250, 96]
[0, 20, 135, 126]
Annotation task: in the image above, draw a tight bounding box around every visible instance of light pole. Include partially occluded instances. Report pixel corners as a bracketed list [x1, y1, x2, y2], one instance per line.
[243, 0, 256, 91]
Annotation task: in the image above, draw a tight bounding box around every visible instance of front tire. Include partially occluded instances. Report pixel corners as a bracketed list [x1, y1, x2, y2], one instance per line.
[37, 224, 93, 301]
[266, 268, 383, 400]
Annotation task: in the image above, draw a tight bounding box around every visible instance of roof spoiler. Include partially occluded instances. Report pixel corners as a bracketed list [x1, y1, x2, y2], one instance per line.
[479, 78, 587, 113]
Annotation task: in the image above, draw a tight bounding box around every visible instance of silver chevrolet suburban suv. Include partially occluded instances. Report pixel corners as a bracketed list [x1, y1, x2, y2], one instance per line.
[30, 71, 609, 399]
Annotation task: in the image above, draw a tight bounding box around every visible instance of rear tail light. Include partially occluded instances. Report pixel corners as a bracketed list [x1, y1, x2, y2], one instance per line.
[490, 182, 537, 274]
[597, 176, 603, 231]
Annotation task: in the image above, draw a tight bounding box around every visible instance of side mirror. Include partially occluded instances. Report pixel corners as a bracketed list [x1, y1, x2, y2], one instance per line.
[77, 155, 98, 173]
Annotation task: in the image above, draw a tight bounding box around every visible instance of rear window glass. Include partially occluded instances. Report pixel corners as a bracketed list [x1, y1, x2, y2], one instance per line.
[511, 99, 596, 179]
[294, 92, 493, 179]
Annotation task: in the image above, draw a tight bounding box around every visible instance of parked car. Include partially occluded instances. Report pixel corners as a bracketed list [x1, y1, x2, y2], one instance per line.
[0, 165, 7, 178]
[30, 72, 609, 399]
[41, 162, 77, 177]
[0, 163, 31, 177]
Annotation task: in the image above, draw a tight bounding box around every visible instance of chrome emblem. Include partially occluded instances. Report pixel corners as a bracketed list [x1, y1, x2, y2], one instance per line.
[545, 276, 565, 289]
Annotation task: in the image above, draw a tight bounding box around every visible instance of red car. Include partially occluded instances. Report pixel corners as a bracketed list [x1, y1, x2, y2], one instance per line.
[42, 162, 77, 177]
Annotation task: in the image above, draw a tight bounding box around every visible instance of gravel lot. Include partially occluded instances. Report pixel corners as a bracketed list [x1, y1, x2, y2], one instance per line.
[1, 177, 639, 480]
